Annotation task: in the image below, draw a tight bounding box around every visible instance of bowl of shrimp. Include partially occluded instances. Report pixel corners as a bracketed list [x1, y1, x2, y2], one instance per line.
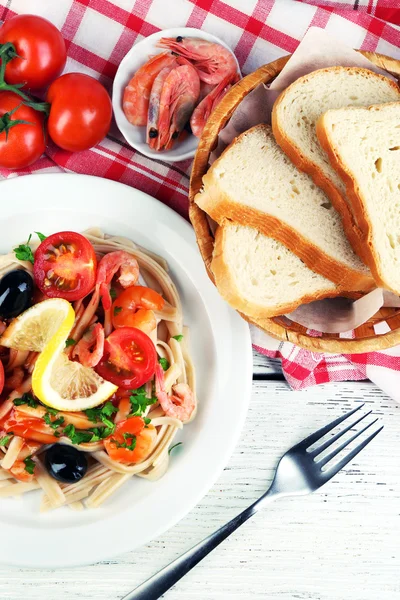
[112, 27, 241, 162]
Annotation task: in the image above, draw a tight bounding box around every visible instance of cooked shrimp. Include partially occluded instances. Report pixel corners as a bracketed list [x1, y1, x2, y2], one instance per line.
[156, 64, 200, 151]
[157, 37, 237, 85]
[147, 63, 177, 148]
[190, 72, 237, 137]
[154, 364, 195, 423]
[72, 323, 105, 368]
[123, 52, 177, 126]
[97, 251, 140, 310]
[112, 286, 162, 333]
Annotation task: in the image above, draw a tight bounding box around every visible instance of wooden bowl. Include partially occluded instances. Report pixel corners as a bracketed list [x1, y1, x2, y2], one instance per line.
[188, 52, 400, 354]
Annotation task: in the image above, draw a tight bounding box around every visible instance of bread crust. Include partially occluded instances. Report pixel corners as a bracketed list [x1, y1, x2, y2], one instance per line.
[211, 224, 346, 318]
[195, 132, 373, 292]
[316, 103, 400, 294]
[271, 67, 400, 259]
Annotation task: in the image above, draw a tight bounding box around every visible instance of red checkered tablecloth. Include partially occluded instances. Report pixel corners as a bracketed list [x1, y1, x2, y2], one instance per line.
[1, 0, 400, 397]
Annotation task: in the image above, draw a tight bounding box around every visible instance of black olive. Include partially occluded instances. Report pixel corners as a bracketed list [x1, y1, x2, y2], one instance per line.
[0, 270, 33, 319]
[45, 444, 88, 484]
[176, 36, 183, 42]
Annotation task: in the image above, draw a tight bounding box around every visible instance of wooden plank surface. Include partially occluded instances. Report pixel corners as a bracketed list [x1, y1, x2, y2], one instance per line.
[1, 378, 398, 600]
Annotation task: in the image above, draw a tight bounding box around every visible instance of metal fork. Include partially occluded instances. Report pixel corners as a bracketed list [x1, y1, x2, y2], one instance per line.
[122, 404, 383, 600]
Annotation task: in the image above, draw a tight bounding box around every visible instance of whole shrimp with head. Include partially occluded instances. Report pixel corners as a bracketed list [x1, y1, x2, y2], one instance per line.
[157, 36, 238, 85]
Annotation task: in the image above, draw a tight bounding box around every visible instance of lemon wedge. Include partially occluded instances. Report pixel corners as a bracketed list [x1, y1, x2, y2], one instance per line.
[32, 334, 117, 412]
[1, 298, 74, 351]
[0, 298, 117, 412]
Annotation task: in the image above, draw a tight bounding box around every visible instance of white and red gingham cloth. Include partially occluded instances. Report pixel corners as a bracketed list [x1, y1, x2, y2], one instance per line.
[0, 0, 400, 397]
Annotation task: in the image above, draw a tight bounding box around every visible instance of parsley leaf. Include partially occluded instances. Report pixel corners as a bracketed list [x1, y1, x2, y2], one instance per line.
[110, 288, 117, 300]
[35, 231, 47, 242]
[113, 306, 122, 316]
[88, 426, 114, 442]
[172, 334, 184, 342]
[129, 386, 157, 417]
[23, 456, 36, 475]
[168, 442, 183, 455]
[63, 424, 93, 445]
[158, 357, 170, 371]
[45, 407, 59, 416]
[0, 434, 12, 447]
[113, 432, 137, 451]
[65, 338, 76, 347]
[13, 393, 38, 408]
[84, 401, 118, 423]
[14, 234, 34, 264]
[43, 413, 64, 431]
[143, 417, 151, 425]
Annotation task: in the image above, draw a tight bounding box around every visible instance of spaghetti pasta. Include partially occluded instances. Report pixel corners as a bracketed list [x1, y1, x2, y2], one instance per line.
[0, 229, 196, 510]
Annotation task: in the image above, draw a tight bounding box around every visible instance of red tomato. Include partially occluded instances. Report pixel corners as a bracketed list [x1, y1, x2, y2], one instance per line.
[46, 73, 112, 151]
[95, 327, 157, 389]
[104, 416, 156, 464]
[0, 15, 66, 90]
[34, 231, 97, 301]
[0, 91, 45, 169]
[0, 361, 4, 396]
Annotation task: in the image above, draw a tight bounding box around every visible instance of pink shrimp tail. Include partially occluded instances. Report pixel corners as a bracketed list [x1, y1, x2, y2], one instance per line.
[72, 323, 105, 368]
[154, 364, 195, 423]
[190, 73, 236, 138]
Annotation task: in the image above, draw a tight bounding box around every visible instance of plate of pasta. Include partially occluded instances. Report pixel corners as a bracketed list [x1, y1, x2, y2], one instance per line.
[0, 173, 252, 567]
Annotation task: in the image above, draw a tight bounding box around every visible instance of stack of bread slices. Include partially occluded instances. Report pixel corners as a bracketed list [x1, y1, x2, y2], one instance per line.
[195, 66, 400, 324]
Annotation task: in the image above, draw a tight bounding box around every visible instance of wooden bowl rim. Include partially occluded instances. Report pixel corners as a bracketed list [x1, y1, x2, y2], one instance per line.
[188, 51, 400, 354]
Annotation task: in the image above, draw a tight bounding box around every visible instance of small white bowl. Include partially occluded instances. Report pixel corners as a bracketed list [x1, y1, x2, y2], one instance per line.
[112, 27, 241, 163]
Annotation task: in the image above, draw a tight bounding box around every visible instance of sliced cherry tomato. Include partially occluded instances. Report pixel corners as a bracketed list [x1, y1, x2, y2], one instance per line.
[0, 91, 46, 169]
[95, 327, 157, 389]
[33, 231, 97, 301]
[104, 416, 156, 464]
[0, 14, 66, 90]
[112, 286, 164, 331]
[46, 73, 112, 151]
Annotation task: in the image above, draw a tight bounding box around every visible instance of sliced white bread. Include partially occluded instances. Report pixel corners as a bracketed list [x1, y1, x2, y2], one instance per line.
[316, 102, 400, 294]
[272, 67, 400, 253]
[211, 222, 343, 318]
[195, 123, 372, 292]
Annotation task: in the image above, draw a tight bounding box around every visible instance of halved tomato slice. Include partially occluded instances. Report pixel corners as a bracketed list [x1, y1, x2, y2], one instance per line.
[33, 231, 97, 301]
[95, 327, 157, 389]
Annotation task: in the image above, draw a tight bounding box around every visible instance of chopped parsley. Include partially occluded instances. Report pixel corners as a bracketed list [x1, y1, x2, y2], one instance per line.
[23, 456, 36, 475]
[129, 386, 157, 417]
[158, 357, 170, 371]
[43, 413, 65, 431]
[35, 231, 47, 242]
[113, 306, 122, 316]
[84, 401, 117, 424]
[14, 234, 34, 264]
[0, 434, 12, 447]
[114, 432, 137, 451]
[168, 442, 183, 455]
[65, 338, 76, 347]
[63, 424, 94, 445]
[110, 288, 117, 300]
[172, 334, 184, 342]
[13, 393, 38, 408]
[143, 417, 151, 426]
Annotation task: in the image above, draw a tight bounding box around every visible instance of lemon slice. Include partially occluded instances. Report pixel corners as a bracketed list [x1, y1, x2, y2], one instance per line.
[0, 298, 74, 351]
[32, 315, 117, 412]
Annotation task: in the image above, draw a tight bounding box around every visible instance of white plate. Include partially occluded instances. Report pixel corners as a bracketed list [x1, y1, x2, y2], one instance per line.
[0, 173, 252, 568]
[112, 27, 241, 162]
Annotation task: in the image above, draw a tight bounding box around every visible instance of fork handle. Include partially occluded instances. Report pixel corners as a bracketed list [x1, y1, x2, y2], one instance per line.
[122, 490, 278, 600]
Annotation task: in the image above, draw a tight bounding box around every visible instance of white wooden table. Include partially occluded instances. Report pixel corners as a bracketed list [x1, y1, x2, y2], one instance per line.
[1, 351, 399, 600]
